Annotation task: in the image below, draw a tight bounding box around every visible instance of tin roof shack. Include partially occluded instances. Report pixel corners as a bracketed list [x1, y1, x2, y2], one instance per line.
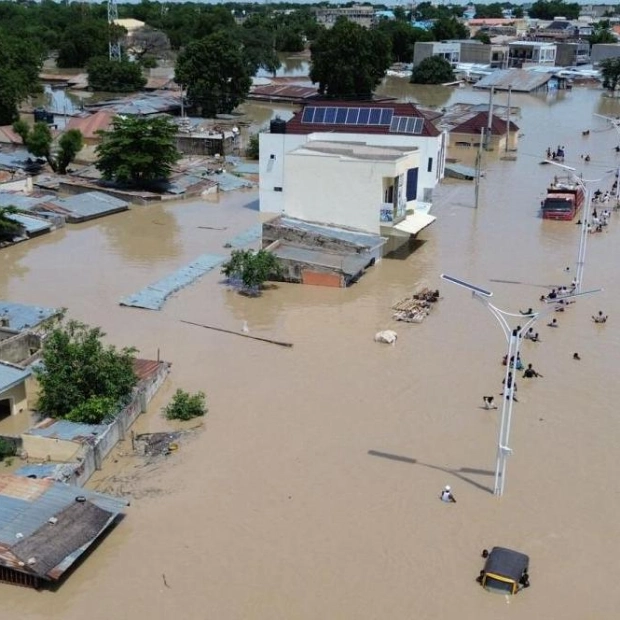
[262, 216, 385, 287]
[449, 111, 520, 151]
[45, 191, 129, 223]
[474, 68, 563, 92]
[0, 301, 60, 333]
[0, 362, 31, 420]
[0, 474, 128, 588]
[174, 118, 237, 157]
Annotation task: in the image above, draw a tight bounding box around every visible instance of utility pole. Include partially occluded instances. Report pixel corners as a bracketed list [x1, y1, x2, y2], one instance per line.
[108, 0, 122, 61]
[505, 85, 512, 154]
[485, 87, 494, 150]
[475, 126, 484, 208]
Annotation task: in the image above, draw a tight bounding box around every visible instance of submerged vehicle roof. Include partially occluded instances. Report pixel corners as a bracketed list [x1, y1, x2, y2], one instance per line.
[484, 547, 529, 582]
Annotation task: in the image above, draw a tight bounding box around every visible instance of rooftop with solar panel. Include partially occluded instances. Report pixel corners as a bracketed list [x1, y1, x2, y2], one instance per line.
[283, 102, 440, 137]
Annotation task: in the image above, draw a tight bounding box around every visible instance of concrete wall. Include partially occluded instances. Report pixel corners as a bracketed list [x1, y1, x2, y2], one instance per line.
[591, 43, 620, 63]
[21, 433, 81, 462]
[0, 382, 28, 417]
[282, 149, 418, 234]
[0, 332, 41, 366]
[260, 131, 444, 215]
[0, 176, 33, 193]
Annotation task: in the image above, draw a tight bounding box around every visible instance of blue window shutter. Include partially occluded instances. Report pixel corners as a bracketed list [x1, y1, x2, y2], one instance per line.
[406, 168, 418, 201]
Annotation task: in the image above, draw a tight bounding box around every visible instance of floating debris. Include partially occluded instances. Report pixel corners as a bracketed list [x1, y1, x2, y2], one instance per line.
[392, 288, 441, 323]
[133, 432, 182, 457]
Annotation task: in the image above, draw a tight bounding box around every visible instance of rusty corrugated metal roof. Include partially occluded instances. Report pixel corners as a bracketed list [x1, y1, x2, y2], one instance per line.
[65, 111, 114, 140]
[474, 68, 552, 92]
[132, 358, 162, 381]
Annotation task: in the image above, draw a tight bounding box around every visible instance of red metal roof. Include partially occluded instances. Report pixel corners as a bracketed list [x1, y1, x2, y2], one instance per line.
[65, 111, 114, 140]
[451, 111, 519, 136]
[250, 84, 318, 100]
[132, 358, 162, 381]
[0, 125, 22, 145]
[285, 101, 440, 137]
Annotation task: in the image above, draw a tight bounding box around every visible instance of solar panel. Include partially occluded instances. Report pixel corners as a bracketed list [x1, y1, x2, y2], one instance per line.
[413, 117, 424, 134]
[390, 117, 400, 132]
[405, 117, 416, 133]
[380, 109, 393, 125]
[369, 108, 382, 125]
[346, 108, 359, 124]
[357, 108, 370, 124]
[314, 107, 326, 123]
[335, 108, 348, 123]
[323, 107, 337, 123]
[302, 107, 315, 123]
[390, 116, 425, 134]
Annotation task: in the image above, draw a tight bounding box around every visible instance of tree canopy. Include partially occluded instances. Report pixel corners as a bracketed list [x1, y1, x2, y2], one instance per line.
[375, 19, 433, 63]
[528, 1, 580, 20]
[431, 16, 469, 41]
[95, 116, 180, 188]
[0, 34, 43, 125]
[87, 57, 147, 92]
[222, 249, 283, 294]
[34, 319, 138, 423]
[13, 120, 84, 175]
[176, 31, 253, 118]
[410, 56, 455, 85]
[310, 18, 391, 99]
[600, 58, 620, 92]
[0, 206, 25, 243]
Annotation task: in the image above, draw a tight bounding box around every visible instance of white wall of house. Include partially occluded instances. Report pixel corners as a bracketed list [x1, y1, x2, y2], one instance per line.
[0, 381, 27, 416]
[259, 131, 445, 215]
[282, 147, 419, 234]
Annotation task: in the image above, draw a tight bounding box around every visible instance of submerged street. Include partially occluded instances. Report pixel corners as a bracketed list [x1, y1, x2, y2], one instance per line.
[1, 84, 620, 619]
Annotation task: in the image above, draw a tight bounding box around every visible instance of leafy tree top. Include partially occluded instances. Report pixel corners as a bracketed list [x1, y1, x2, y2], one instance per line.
[310, 18, 392, 99]
[528, 1, 580, 21]
[34, 318, 138, 421]
[410, 55, 455, 85]
[95, 115, 180, 188]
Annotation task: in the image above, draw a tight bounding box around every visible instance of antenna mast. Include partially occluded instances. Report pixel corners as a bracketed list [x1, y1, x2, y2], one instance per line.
[108, 0, 122, 61]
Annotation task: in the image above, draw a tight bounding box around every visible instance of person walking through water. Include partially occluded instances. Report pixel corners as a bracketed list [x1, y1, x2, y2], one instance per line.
[440, 485, 456, 503]
[523, 363, 543, 378]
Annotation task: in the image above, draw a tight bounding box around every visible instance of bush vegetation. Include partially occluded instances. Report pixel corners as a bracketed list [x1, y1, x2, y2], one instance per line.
[163, 389, 207, 421]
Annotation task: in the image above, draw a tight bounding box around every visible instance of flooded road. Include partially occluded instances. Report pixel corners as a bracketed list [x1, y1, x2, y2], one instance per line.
[2, 84, 620, 619]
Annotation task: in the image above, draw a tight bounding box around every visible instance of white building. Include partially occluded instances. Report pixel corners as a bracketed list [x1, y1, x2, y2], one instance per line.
[413, 41, 462, 67]
[508, 41, 557, 68]
[259, 102, 446, 245]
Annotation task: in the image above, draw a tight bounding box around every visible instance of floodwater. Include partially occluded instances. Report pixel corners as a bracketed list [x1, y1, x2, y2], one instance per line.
[2, 84, 620, 619]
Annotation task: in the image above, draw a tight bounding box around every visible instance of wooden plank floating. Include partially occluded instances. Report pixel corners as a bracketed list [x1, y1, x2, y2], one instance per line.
[180, 320, 293, 348]
[392, 288, 440, 323]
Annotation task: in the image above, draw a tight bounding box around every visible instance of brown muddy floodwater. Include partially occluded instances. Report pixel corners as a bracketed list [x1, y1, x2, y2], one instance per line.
[2, 85, 620, 619]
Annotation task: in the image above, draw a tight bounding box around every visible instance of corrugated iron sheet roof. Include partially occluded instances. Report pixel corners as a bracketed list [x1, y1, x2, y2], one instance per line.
[48, 191, 129, 218]
[250, 84, 318, 100]
[0, 474, 127, 580]
[25, 419, 108, 442]
[133, 359, 161, 381]
[0, 192, 56, 210]
[0, 300, 59, 331]
[0, 125, 22, 144]
[0, 361, 31, 393]
[474, 68, 552, 92]
[451, 111, 519, 135]
[65, 110, 114, 140]
[6, 212, 52, 235]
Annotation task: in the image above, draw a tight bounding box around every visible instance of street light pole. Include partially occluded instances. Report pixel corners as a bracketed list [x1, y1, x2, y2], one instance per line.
[441, 274, 601, 497]
[544, 161, 606, 293]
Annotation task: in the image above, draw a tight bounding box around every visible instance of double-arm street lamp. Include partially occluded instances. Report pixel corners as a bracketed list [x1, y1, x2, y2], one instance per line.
[545, 161, 613, 294]
[440, 274, 601, 497]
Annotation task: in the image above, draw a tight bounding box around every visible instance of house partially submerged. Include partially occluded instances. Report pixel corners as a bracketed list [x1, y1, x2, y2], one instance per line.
[263, 216, 385, 287]
[20, 359, 170, 486]
[0, 474, 128, 588]
[0, 362, 30, 420]
[449, 111, 520, 151]
[474, 68, 567, 92]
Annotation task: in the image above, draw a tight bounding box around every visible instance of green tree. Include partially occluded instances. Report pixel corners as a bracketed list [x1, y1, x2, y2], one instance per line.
[528, 1, 580, 20]
[600, 57, 620, 92]
[95, 116, 181, 187]
[13, 120, 84, 174]
[310, 18, 391, 99]
[0, 35, 43, 125]
[246, 133, 260, 160]
[0, 206, 25, 243]
[431, 16, 469, 41]
[34, 319, 138, 421]
[56, 19, 111, 68]
[410, 55, 455, 84]
[473, 31, 492, 45]
[87, 57, 147, 92]
[163, 389, 207, 421]
[589, 21, 617, 46]
[176, 31, 253, 118]
[474, 3, 505, 19]
[376, 19, 433, 63]
[221, 249, 283, 294]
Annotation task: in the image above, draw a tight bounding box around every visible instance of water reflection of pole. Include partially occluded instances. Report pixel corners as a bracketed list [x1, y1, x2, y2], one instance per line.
[441, 274, 600, 497]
